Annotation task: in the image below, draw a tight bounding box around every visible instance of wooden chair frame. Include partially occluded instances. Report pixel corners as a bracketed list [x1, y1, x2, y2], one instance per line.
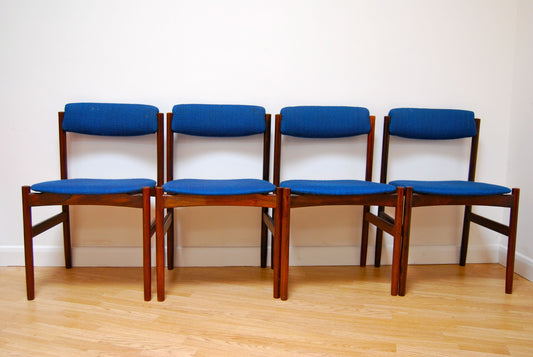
[22, 111, 164, 301]
[155, 112, 283, 301]
[274, 113, 405, 300]
[375, 116, 520, 295]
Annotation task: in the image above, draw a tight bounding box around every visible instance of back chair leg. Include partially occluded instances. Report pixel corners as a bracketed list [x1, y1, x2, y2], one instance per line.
[166, 207, 174, 270]
[360, 206, 370, 267]
[460, 206, 472, 266]
[261, 207, 268, 268]
[62, 206, 72, 269]
[374, 206, 385, 267]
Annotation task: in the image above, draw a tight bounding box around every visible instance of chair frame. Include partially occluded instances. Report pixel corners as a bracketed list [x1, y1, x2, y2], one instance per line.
[155, 111, 283, 301]
[376, 115, 520, 295]
[274, 113, 405, 300]
[22, 111, 164, 301]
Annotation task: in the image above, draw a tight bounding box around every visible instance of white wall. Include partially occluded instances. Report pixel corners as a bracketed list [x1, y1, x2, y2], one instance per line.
[1, 0, 530, 279]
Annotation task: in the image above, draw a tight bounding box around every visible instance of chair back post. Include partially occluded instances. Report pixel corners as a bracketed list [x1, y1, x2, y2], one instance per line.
[379, 116, 392, 184]
[166, 113, 175, 183]
[156, 113, 164, 186]
[273, 114, 283, 187]
[262, 114, 272, 182]
[58, 112, 68, 180]
[365, 116, 376, 182]
[468, 118, 481, 182]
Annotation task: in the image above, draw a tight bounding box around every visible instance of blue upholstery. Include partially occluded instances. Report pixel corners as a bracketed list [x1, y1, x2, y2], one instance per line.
[31, 178, 156, 195]
[389, 180, 511, 196]
[163, 179, 276, 195]
[280, 180, 397, 196]
[62, 103, 159, 136]
[280, 106, 371, 138]
[388, 108, 477, 140]
[172, 104, 266, 137]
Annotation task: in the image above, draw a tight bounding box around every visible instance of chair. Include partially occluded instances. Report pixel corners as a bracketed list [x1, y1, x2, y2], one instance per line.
[155, 104, 283, 301]
[21, 103, 164, 301]
[274, 106, 405, 300]
[375, 108, 520, 295]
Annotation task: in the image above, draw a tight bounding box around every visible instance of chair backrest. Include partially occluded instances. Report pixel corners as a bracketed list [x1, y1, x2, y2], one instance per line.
[167, 104, 271, 182]
[388, 108, 477, 140]
[171, 104, 266, 137]
[59, 103, 163, 183]
[381, 108, 480, 183]
[63, 103, 159, 136]
[274, 106, 375, 185]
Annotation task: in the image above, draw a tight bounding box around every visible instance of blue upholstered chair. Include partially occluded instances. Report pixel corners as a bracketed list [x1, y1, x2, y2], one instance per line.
[155, 104, 283, 301]
[373, 108, 520, 295]
[273, 106, 405, 300]
[21, 103, 164, 301]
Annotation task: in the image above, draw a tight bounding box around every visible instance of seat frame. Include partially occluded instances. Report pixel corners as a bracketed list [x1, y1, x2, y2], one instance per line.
[274, 112, 405, 300]
[22, 110, 164, 301]
[155, 111, 283, 301]
[375, 115, 520, 295]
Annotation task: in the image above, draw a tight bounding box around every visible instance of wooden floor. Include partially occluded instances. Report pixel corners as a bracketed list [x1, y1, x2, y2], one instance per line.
[1, 264, 532, 356]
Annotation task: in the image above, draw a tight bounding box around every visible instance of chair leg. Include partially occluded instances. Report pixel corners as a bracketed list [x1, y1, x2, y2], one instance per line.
[62, 205, 72, 269]
[399, 187, 413, 296]
[166, 208, 174, 270]
[260, 207, 268, 268]
[22, 186, 35, 300]
[155, 187, 166, 301]
[142, 187, 151, 301]
[390, 187, 404, 296]
[360, 206, 370, 267]
[279, 188, 291, 301]
[460, 206, 472, 266]
[506, 188, 520, 294]
[374, 206, 385, 267]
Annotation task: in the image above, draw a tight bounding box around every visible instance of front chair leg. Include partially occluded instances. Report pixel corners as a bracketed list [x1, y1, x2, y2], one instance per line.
[155, 187, 166, 301]
[506, 188, 520, 294]
[22, 186, 35, 300]
[142, 187, 151, 301]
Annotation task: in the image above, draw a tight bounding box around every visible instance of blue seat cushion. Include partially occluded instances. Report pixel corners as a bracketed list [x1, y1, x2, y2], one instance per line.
[31, 178, 156, 195]
[389, 180, 511, 196]
[280, 180, 397, 196]
[163, 179, 276, 195]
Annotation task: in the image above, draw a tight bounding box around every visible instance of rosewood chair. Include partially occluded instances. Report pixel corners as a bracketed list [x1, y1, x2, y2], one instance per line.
[274, 106, 405, 300]
[22, 103, 164, 301]
[155, 104, 283, 301]
[374, 108, 519, 295]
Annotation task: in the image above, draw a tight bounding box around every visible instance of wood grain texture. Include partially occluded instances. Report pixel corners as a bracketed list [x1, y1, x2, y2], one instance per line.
[1, 264, 532, 356]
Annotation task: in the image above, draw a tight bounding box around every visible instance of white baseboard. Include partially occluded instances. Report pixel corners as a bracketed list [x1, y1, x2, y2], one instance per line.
[0, 243, 511, 266]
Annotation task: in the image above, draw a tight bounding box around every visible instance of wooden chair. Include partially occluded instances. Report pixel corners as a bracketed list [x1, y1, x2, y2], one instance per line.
[273, 106, 405, 300]
[155, 104, 283, 301]
[375, 108, 520, 295]
[22, 103, 164, 301]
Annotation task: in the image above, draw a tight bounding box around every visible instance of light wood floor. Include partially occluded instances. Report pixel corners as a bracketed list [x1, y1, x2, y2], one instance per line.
[1, 264, 532, 356]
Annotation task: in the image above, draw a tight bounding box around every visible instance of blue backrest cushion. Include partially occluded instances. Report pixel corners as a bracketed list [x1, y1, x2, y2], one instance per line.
[62, 103, 159, 136]
[388, 108, 477, 140]
[280, 106, 371, 138]
[172, 104, 266, 137]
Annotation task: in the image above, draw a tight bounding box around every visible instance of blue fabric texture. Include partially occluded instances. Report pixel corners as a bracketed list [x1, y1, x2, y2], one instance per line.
[389, 180, 511, 196]
[172, 104, 266, 137]
[388, 108, 477, 140]
[280, 106, 371, 138]
[280, 180, 397, 196]
[62, 103, 159, 136]
[163, 179, 276, 195]
[31, 178, 156, 195]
